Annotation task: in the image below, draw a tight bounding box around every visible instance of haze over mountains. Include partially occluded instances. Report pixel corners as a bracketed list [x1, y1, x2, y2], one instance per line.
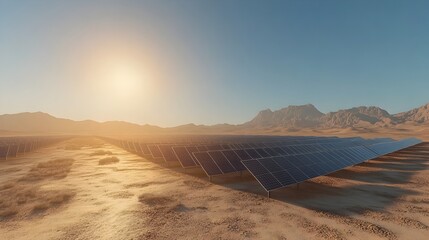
[0, 103, 428, 136]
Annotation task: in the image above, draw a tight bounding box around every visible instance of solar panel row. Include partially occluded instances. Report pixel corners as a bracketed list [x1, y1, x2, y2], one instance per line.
[0, 136, 69, 160]
[102, 136, 422, 195]
[105, 136, 393, 171]
[243, 139, 422, 192]
[366, 138, 421, 155]
[192, 138, 384, 177]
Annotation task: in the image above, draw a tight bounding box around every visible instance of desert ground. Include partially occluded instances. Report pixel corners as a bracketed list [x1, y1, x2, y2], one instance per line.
[1, 137, 429, 240]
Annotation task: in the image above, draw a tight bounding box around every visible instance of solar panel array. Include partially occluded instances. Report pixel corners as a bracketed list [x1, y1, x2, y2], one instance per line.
[103, 135, 350, 168]
[242, 138, 421, 191]
[366, 138, 421, 155]
[103, 135, 422, 194]
[0, 136, 69, 160]
[191, 139, 383, 177]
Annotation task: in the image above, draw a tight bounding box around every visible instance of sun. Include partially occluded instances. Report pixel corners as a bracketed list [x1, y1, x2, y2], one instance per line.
[82, 46, 156, 106]
[93, 58, 150, 101]
[107, 62, 143, 96]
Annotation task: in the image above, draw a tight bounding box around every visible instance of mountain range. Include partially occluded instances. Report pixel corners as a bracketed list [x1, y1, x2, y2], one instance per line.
[0, 103, 428, 136]
[245, 103, 429, 129]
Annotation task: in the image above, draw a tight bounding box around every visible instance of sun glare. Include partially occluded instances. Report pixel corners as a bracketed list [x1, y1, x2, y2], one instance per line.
[88, 56, 151, 102]
[107, 62, 143, 96]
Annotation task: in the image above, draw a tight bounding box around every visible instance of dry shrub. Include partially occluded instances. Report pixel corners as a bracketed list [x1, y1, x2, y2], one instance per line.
[138, 194, 174, 206]
[98, 156, 120, 165]
[32, 202, 50, 212]
[90, 150, 113, 156]
[0, 207, 18, 218]
[0, 159, 76, 220]
[0, 183, 76, 220]
[48, 192, 75, 204]
[21, 158, 74, 181]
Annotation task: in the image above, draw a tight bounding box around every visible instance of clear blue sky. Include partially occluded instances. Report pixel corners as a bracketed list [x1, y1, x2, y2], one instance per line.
[1, 0, 428, 127]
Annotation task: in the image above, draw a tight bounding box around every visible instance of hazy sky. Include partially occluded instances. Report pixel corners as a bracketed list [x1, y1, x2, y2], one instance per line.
[1, 0, 428, 127]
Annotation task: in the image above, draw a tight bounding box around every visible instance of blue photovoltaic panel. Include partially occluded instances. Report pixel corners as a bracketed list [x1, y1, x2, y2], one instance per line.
[272, 147, 286, 155]
[159, 145, 180, 162]
[258, 158, 282, 172]
[186, 146, 201, 166]
[255, 173, 282, 191]
[172, 146, 197, 168]
[140, 143, 152, 155]
[243, 160, 270, 176]
[271, 170, 297, 186]
[245, 149, 262, 159]
[234, 149, 252, 160]
[148, 145, 164, 159]
[366, 138, 421, 156]
[0, 145, 8, 159]
[197, 145, 208, 151]
[222, 150, 247, 171]
[255, 148, 271, 158]
[208, 151, 236, 173]
[6, 145, 18, 158]
[221, 144, 232, 150]
[194, 152, 222, 176]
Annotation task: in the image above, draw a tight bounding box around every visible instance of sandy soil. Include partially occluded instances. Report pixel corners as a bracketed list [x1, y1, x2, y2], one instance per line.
[1, 137, 429, 240]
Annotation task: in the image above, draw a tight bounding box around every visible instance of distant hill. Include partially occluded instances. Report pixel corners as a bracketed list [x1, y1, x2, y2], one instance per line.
[393, 103, 429, 124]
[0, 102, 428, 136]
[244, 103, 429, 129]
[243, 104, 323, 128]
[0, 112, 162, 136]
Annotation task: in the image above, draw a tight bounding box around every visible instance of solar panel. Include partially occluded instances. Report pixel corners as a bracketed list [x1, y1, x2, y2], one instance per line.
[172, 146, 197, 168]
[272, 147, 286, 155]
[245, 149, 262, 159]
[159, 145, 180, 163]
[148, 145, 163, 159]
[221, 150, 247, 171]
[193, 152, 222, 176]
[234, 149, 252, 160]
[7, 145, 18, 158]
[208, 151, 236, 173]
[185, 146, 199, 163]
[271, 170, 297, 186]
[0, 145, 8, 159]
[255, 148, 271, 158]
[254, 173, 282, 191]
[366, 138, 422, 155]
[197, 145, 208, 151]
[140, 143, 152, 155]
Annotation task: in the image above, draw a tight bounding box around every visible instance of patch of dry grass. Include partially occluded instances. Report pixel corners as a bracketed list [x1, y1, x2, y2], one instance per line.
[98, 156, 120, 165]
[20, 158, 74, 181]
[90, 150, 113, 156]
[0, 158, 77, 220]
[0, 183, 76, 220]
[0, 207, 18, 219]
[32, 202, 50, 212]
